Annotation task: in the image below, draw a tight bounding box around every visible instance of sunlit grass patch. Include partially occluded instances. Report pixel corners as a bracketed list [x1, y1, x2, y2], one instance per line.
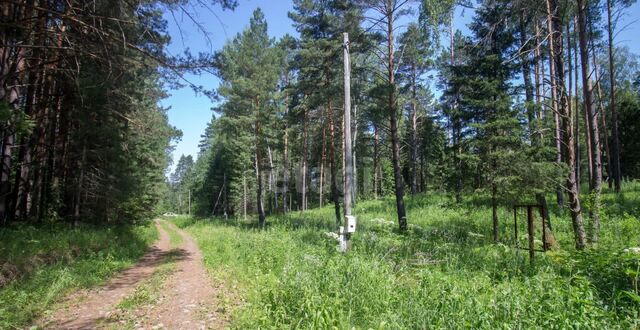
[177, 184, 640, 328]
[0, 222, 157, 328]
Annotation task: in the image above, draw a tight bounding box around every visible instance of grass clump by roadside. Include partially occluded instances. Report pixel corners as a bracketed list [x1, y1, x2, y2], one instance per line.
[0, 221, 158, 328]
[174, 183, 640, 329]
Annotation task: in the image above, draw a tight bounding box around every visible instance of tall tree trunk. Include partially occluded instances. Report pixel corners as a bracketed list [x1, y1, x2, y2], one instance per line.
[534, 22, 543, 122]
[420, 151, 426, 192]
[0, 40, 26, 222]
[548, 0, 587, 249]
[492, 184, 498, 242]
[283, 97, 289, 213]
[74, 139, 87, 221]
[546, 15, 565, 207]
[352, 105, 358, 204]
[254, 98, 266, 228]
[410, 65, 419, 197]
[319, 122, 326, 208]
[326, 92, 341, 226]
[577, 0, 602, 244]
[267, 145, 274, 214]
[301, 101, 308, 211]
[450, 17, 462, 204]
[386, 4, 407, 231]
[574, 23, 581, 192]
[592, 55, 612, 190]
[519, 12, 535, 131]
[606, 0, 621, 192]
[0, 132, 14, 223]
[373, 124, 379, 199]
[40, 84, 61, 221]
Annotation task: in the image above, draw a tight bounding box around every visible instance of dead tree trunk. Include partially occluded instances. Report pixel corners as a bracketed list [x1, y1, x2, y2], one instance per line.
[385, 3, 407, 231]
[546, 15, 565, 208]
[577, 0, 602, 244]
[606, 0, 621, 192]
[547, 0, 586, 250]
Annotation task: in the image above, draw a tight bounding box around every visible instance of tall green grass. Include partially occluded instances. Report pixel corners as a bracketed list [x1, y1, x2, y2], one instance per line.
[0, 222, 157, 328]
[176, 183, 640, 329]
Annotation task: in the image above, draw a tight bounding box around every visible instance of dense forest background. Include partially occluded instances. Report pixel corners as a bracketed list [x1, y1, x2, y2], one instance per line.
[161, 0, 640, 250]
[0, 0, 239, 223]
[2, 0, 640, 250]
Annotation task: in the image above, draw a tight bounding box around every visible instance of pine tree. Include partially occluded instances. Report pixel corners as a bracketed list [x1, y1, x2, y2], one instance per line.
[398, 23, 432, 196]
[216, 8, 281, 227]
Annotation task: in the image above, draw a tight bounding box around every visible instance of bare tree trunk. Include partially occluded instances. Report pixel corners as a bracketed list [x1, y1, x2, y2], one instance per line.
[352, 104, 358, 204]
[326, 93, 341, 226]
[519, 12, 535, 131]
[74, 139, 87, 220]
[492, 184, 498, 242]
[577, 0, 602, 244]
[574, 23, 581, 192]
[373, 124, 379, 199]
[282, 87, 290, 213]
[606, 0, 621, 192]
[255, 148, 265, 227]
[449, 17, 462, 204]
[548, 0, 587, 250]
[301, 101, 308, 212]
[592, 55, 612, 190]
[0, 132, 14, 223]
[420, 151, 426, 192]
[254, 97, 266, 227]
[534, 22, 542, 119]
[267, 145, 274, 214]
[385, 2, 407, 231]
[319, 122, 326, 208]
[410, 64, 419, 197]
[546, 16, 565, 207]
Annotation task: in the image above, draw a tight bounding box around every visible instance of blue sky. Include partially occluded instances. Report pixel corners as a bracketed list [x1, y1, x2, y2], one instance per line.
[160, 0, 640, 173]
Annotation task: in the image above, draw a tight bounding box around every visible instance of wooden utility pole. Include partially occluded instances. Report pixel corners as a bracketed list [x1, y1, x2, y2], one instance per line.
[343, 33, 353, 217]
[341, 33, 356, 252]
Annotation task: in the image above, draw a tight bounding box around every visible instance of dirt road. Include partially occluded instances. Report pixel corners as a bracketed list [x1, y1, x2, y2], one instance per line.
[40, 220, 226, 329]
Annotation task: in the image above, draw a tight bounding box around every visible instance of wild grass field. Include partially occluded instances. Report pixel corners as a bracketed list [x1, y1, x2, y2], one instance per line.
[0, 221, 157, 328]
[173, 183, 640, 329]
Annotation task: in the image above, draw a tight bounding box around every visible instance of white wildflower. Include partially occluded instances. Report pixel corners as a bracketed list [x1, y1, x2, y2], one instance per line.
[324, 231, 340, 241]
[623, 247, 640, 254]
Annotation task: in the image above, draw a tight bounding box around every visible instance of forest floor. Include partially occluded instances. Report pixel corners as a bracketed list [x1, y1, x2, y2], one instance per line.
[37, 220, 229, 330]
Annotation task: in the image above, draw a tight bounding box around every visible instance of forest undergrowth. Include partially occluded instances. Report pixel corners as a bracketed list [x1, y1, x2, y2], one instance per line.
[173, 183, 640, 329]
